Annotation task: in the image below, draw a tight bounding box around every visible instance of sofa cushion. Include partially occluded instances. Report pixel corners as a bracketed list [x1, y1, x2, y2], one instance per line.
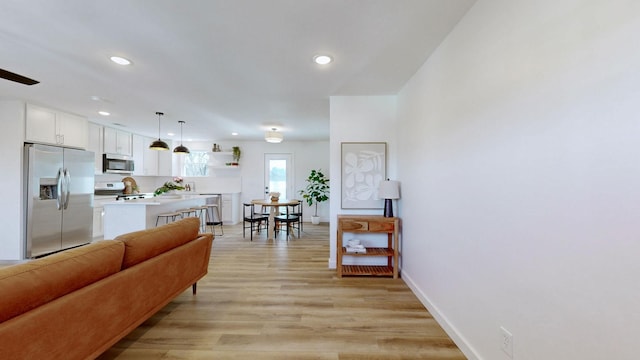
[0, 240, 125, 323]
[115, 217, 200, 269]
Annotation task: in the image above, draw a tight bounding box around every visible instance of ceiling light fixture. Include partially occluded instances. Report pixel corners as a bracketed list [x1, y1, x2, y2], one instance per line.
[265, 128, 283, 143]
[313, 54, 333, 65]
[98, 111, 110, 116]
[173, 121, 190, 154]
[149, 112, 170, 151]
[110, 56, 132, 65]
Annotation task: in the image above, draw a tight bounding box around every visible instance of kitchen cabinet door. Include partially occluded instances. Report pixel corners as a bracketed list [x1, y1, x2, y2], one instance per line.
[157, 142, 173, 176]
[103, 127, 132, 156]
[25, 104, 57, 145]
[142, 137, 159, 175]
[57, 112, 88, 148]
[87, 123, 104, 174]
[132, 134, 144, 176]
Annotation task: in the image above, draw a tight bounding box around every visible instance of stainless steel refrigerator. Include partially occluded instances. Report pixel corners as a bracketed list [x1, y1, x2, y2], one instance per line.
[24, 144, 94, 258]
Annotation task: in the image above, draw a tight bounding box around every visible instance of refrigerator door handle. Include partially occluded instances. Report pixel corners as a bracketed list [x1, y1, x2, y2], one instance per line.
[56, 168, 63, 210]
[63, 168, 71, 209]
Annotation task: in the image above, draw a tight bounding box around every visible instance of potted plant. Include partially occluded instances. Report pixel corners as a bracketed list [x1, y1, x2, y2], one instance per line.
[153, 178, 185, 196]
[299, 169, 329, 224]
[231, 146, 241, 166]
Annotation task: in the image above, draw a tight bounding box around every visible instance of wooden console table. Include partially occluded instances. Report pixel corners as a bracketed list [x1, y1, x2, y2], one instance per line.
[336, 215, 400, 279]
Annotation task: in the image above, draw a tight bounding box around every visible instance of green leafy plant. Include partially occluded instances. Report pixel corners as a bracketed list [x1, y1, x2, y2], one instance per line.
[154, 181, 185, 196]
[299, 169, 329, 217]
[232, 146, 241, 164]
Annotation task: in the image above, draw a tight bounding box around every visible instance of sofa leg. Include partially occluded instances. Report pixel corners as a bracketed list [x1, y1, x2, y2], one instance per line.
[192, 283, 197, 295]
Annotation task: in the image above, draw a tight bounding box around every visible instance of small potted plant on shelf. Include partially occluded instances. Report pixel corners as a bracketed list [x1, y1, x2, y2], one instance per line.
[299, 169, 329, 224]
[231, 146, 241, 166]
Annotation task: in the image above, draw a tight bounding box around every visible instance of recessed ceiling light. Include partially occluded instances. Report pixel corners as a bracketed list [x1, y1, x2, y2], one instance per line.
[167, 132, 175, 137]
[98, 111, 110, 116]
[313, 55, 333, 65]
[110, 56, 132, 65]
[231, 132, 238, 136]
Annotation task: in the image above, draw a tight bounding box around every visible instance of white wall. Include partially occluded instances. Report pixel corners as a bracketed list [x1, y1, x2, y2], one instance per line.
[329, 96, 398, 268]
[0, 101, 26, 260]
[397, 1, 640, 359]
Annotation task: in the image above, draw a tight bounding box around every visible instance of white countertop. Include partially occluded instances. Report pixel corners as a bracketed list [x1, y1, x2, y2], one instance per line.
[102, 194, 215, 206]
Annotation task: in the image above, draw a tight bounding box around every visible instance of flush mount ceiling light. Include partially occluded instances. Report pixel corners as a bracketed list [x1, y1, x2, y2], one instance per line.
[265, 128, 283, 143]
[110, 56, 132, 65]
[149, 112, 170, 151]
[98, 111, 110, 116]
[313, 54, 333, 65]
[173, 120, 190, 154]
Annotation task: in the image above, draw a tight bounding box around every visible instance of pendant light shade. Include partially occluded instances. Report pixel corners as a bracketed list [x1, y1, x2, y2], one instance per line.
[265, 128, 283, 143]
[173, 120, 190, 154]
[149, 112, 170, 151]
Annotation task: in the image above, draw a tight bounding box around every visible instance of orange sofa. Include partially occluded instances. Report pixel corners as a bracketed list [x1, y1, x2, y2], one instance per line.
[0, 217, 213, 360]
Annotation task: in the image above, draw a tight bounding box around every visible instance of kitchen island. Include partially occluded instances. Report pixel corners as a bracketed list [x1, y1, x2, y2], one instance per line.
[102, 194, 215, 239]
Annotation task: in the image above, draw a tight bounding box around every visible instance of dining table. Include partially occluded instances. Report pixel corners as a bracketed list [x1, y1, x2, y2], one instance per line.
[251, 198, 300, 240]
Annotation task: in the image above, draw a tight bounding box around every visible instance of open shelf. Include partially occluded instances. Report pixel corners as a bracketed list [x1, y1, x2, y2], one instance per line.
[341, 265, 394, 277]
[336, 215, 400, 279]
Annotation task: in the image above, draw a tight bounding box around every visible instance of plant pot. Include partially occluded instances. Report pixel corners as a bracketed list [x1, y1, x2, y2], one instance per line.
[311, 216, 320, 225]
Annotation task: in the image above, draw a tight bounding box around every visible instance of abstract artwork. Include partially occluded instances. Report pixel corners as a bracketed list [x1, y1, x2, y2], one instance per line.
[341, 142, 387, 209]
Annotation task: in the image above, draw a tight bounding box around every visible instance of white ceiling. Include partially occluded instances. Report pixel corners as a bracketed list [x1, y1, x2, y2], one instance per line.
[0, 0, 475, 142]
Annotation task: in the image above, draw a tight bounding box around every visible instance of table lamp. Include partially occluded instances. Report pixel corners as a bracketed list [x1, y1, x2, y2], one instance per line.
[378, 179, 400, 217]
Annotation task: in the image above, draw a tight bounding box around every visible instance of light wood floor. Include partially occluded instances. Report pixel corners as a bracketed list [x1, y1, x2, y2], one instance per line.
[98, 223, 466, 360]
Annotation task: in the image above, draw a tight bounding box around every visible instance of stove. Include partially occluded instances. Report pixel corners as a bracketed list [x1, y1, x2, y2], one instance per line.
[94, 181, 125, 196]
[116, 193, 154, 201]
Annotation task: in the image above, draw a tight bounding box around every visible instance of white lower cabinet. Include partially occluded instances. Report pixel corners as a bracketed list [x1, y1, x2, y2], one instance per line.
[222, 194, 232, 223]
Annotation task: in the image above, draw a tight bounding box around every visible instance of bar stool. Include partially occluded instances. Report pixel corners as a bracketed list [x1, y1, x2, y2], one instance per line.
[177, 208, 198, 218]
[204, 204, 224, 236]
[191, 205, 209, 233]
[155, 212, 181, 226]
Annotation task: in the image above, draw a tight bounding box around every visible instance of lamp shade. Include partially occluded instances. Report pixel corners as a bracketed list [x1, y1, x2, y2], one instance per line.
[150, 111, 170, 151]
[149, 139, 170, 151]
[265, 128, 283, 143]
[378, 180, 400, 199]
[173, 120, 190, 154]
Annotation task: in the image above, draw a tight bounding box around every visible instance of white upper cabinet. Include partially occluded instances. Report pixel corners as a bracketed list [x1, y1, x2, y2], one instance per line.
[87, 123, 104, 175]
[132, 134, 159, 176]
[142, 137, 160, 176]
[57, 112, 88, 148]
[103, 127, 132, 156]
[157, 144, 173, 176]
[25, 104, 88, 149]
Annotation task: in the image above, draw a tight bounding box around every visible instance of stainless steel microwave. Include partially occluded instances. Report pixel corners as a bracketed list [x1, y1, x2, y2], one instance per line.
[102, 154, 134, 174]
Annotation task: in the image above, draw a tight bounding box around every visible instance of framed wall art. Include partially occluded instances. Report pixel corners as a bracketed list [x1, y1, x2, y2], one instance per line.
[341, 142, 387, 209]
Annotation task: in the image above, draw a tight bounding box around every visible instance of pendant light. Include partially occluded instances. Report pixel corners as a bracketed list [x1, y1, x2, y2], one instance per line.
[265, 128, 283, 143]
[149, 112, 170, 150]
[173, 120, 190, 154]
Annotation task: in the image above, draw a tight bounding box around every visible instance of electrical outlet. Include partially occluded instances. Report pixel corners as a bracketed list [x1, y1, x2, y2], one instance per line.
[500, 326, 513, 358]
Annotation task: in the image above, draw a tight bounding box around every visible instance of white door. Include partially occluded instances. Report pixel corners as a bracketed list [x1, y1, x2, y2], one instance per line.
[264, 154, 294, 200]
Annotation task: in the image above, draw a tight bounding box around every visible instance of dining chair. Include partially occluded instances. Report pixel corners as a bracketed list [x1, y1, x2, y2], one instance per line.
[280, 201, 302, 235]
[289, 200, 303, 233]
[243, 203, 268, 241]
[274, 204, 300, 240]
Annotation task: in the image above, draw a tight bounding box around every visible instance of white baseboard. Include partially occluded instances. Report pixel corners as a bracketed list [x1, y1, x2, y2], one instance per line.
[402, 270, 482, 360]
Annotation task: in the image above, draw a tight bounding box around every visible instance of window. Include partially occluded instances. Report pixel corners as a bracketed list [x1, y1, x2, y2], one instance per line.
[184, 151, 209, 176]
